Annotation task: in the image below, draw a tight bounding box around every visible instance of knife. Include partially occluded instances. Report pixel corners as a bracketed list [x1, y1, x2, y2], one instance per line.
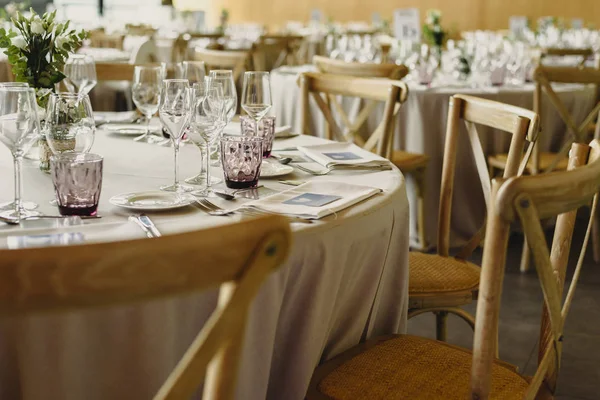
[138, 214, 162, 237]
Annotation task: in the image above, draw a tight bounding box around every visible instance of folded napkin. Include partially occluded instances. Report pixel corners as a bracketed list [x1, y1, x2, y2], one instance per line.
[242, 181, 382, 219]
[297, 142, 391, 169]
[275, 125, 298, 138]
[94, 111, 138, 125]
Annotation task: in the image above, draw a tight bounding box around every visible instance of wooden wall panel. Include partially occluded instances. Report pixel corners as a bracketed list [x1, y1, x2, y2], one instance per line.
[209, 0, 600, 33]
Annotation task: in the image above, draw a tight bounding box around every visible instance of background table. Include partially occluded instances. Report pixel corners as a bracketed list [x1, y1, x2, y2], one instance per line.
[271, 66, 598, 247]
[0, 128, 409, 400]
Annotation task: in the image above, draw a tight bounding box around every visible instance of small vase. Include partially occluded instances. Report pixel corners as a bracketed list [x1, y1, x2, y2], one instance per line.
[38, 136, 76, 173]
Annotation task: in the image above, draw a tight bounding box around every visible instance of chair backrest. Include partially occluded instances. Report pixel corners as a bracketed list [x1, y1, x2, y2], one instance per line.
[299, 72, 408, 158]
[172, 33, 225, 63]
[251, 34, 304, 71]
[95, 62, 177, 82]
[438, 94, 539, 258]
[89, 31, 126, 50]
[540, 47, 594, 67]
[125, 23, 157, 37]
[471, 140, 600, 399]
[0, 216, 291, 399]
[129, 38, 158, 64]
[532, 64, 600, 173]
[194, 48, 250, 81]
[313, 55, 408, 80]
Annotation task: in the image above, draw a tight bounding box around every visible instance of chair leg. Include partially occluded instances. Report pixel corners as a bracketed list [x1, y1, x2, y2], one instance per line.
[435, 311, 448, 341]
[593, 201, 600, 263]
[413, 167, 428, 251]
[520, 238, 530, 272]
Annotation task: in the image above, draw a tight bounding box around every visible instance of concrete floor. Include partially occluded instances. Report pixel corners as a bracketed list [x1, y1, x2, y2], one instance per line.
[407, 219, 600, 399]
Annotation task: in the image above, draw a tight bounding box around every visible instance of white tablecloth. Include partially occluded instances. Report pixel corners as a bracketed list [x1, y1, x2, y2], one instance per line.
[270, 66, 598, 247]
[0, 128, 409, 399]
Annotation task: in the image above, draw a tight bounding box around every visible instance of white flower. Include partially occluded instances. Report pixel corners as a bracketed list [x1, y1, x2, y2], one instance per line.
[55, 34, 69, 50]
[30, 16, 45, 35]
[5, 3, 16, 15]
[11, 35, 26, 49]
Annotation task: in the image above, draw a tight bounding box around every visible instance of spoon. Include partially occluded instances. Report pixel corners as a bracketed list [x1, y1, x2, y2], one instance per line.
[271, 154, 292, 164]
[213, 185, 264, 201]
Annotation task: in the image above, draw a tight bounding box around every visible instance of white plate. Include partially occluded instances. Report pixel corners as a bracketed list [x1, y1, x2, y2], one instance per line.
[109, 191, 195, 210]
[103, 124, 147, 136]
[260, 160, 294, 178]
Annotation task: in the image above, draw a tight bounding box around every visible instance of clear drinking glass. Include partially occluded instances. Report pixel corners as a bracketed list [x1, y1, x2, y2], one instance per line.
[220, 136, 263, 189]
[45, 93, 95, 155]
[0, 82, 38, 211]
[241, 71, 272, 132]
[158, 79, 194, 192]
[0, 87, 42, 219]
[208, 70, 237, 123]
[64, 55, 97, 95]
[240, 115, 275, 158]
[179, 61, 206, 84]
[132, 65, 164, 144]
[51, 153, 103, 216]
[185, 82, 224, 188]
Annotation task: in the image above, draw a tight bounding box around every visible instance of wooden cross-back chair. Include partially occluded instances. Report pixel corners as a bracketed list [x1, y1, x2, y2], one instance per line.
[0, 216, 291, 400]
[540, 47, 594, 67]
[409, 94, 538, 341]
[125, 23, 157, 37]
[306, 140, 599, 400]
[313, 55, 408, 80]
[251, 34, 304, 71]
[95, 62, 174, 81]
[299, 71, 428, 249]
[89, 31, 126, 50]
[172, 33, 225, 63]
[193, 48, 250, 81]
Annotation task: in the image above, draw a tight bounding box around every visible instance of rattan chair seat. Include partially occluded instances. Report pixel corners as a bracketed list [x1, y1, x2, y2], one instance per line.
[316, 335, 529, 400]
[409, 252, 480, 293]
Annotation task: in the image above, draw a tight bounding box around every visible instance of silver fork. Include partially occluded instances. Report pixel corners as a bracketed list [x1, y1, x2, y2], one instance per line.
[293, 163, 392, 176]
[196, 198, 313, 224]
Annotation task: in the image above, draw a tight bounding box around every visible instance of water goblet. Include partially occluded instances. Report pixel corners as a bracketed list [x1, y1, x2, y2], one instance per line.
[240, 115, 275, 158]
[132, 65, 164, 143]
[241, 71, 272, 136]
[64, 54, 97, 96]
[0, 87, 42, 219]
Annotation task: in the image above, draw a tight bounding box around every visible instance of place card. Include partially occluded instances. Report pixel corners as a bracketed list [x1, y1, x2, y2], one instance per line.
[323, 152, 363, 161]
[283, 193, 342, 208]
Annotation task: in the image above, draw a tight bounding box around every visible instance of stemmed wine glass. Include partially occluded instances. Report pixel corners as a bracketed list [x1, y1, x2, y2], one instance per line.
[179, 61, 206, 84]
[132, 65, 163, 143]
[158, 79, 194, 192]
[64, 55, 97, 96]
[0, 82, 39, 211]
[0, 87, 42, 219]
[207, 70, 237, 164]
[241, 71, 272, 137]
[186, 82, 225, 196]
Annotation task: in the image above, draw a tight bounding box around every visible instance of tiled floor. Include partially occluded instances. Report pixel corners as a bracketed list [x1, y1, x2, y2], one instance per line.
[407, 219, 600, 399]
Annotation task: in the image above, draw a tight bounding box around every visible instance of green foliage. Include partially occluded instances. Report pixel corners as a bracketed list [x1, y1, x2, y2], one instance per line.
[0, 8, 88, 105]
[422, 9, 446, 48]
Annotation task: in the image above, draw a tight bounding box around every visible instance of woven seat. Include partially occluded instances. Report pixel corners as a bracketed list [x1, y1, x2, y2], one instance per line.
[409, 252, 480, 293]
[391, 151, 430, 172]
[489, 152, 568, 173]
[315, 335, 529, 400]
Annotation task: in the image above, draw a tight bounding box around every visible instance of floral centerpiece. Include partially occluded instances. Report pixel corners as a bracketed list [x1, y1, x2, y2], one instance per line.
[422, 9, 446, 59]
[0, 9, 87, 107]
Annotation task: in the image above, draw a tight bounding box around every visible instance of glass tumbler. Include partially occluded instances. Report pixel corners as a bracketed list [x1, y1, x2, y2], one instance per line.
[220, 136, 263, 189]
[240, 115, 275, 158]
[51, 153, 103, 216]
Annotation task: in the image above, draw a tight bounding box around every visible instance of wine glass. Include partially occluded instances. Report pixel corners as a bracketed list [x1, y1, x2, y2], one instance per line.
[158, 79, 194, 192]
[0, 82, 39, 211]
[64, 55, 97, 96]
[208, 70, 237, 165]
[0, 87, 42, 219]
[132, 65, 163, 144]
[186, 82, 225, 196]
[45, 93, 95, 155]
[241, 71, 272, 135]
[179, 61, 206, 85]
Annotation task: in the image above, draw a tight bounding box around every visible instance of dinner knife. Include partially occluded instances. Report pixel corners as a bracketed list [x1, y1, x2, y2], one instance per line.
[138, 214, 162, 237]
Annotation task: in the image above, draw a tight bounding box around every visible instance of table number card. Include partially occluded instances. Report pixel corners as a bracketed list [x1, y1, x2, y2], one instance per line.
[393, 8, 421, 42]
[283, 193, 342, 208]
[509, 16, 529, 36]
[572, 18, 584, 29]
[372, 12, 382, 27]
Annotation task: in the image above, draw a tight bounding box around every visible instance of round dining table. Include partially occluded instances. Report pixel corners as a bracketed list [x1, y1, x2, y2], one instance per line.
[0, 124, 409, 400]
[270, 65, 598, 248]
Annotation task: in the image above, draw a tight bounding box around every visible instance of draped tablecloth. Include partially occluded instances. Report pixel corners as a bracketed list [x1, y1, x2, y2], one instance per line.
[270, 66, 598, 247]
[0, 129, 409, 400]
